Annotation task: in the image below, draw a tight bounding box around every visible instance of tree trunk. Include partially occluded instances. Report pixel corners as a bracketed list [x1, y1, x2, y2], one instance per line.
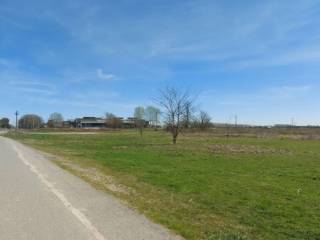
[173, 135, 177, 144]
[139, 127, 143, 137]
[172, 127, 178, 144]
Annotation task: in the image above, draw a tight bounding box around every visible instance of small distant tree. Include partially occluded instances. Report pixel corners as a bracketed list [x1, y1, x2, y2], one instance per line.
[182, 101, 196, 129]
[106, 112, 122, 128]
[48, 112, 64, 128]
[156, 86, 195, 144]
[19, 114, 43, 129]
[198, 111, 212, 130]
[134, 106, 145, 136]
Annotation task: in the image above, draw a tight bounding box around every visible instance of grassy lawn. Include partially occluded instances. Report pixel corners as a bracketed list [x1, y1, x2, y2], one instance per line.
[6, 130, 320, 240]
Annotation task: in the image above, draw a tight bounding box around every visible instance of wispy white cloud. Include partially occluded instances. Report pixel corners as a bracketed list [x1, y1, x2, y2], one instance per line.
[96, 69, 116, 81]
[0, 70, 58, 96]
[8, 80, 55, 89]
[14, 87, 56, 96]
[8, 81, 57, 96]
[62, 69, 118, 83]
[3, 0, 320, 70]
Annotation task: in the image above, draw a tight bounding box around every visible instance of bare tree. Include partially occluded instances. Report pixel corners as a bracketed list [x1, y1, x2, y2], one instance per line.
[198, 111, 212, 130]
[19, 114, 43, 129]
[48, 112, 64, 128]
[105, 112, 122, 128]
[156, 86, 194, 144]
[134, 106, 145, 136]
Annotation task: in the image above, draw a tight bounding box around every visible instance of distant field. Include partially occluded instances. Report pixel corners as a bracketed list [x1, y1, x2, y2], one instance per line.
[6, 129, 320, 240]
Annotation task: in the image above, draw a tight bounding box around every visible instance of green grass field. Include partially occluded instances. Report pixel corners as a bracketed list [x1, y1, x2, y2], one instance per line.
[6, 130, 320, 240]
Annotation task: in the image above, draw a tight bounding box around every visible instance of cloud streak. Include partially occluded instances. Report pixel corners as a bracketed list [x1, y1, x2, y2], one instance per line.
[96, 69, 116, 81]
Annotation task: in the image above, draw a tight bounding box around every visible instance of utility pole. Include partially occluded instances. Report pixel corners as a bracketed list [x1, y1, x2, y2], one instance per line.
[15, 111, 19, 131]
[235, 115, 238, 127]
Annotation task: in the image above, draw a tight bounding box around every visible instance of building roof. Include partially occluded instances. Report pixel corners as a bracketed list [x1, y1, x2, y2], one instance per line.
[75, 117, 105, 124]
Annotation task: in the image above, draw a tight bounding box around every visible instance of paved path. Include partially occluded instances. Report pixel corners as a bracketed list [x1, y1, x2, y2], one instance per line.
[0, 136, 182, 240]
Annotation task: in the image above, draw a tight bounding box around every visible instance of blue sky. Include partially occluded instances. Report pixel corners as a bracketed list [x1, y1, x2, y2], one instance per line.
[1, 0, 320, 125]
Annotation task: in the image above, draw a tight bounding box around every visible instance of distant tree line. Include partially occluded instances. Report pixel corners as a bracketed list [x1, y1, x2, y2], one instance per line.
[11, 86, 213, 144]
